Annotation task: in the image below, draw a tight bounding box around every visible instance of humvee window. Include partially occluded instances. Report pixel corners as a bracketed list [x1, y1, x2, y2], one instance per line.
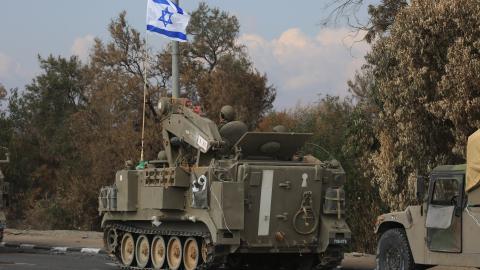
[431, 178, 460, 205]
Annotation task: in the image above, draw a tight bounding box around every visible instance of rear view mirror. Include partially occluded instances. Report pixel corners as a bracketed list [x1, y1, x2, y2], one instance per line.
[416, 175, 425, 201]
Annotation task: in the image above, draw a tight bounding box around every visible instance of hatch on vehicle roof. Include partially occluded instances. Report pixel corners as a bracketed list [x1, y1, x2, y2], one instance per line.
[233, 132, 312, 160]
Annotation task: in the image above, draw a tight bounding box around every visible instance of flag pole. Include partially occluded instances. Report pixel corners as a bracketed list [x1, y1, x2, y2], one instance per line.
[171, 0, 180, 98]
[140, 28, 149, 162]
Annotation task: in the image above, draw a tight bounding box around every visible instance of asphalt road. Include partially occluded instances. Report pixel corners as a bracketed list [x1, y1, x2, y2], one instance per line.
[0, 246, 376, 270]
[0, 247, 117, 270]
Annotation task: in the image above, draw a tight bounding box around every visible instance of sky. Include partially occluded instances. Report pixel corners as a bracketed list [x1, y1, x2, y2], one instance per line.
[0, 1, 372, 109]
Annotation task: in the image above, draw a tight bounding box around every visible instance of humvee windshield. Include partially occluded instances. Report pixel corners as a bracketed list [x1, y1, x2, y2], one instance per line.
[431, 178, 460, 206]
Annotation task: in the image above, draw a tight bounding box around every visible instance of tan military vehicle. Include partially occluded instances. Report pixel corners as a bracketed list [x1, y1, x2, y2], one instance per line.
[0, 148, 9, 241]
[375, 130, 480, 269]
[98, 98, 351, 270]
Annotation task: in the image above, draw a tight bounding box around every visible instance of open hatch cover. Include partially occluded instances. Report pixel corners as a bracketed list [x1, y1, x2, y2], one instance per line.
[233, 132, 312, 159]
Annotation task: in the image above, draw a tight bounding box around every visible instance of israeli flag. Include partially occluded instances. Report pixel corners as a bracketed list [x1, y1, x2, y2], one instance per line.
[146, 0, 190, 42]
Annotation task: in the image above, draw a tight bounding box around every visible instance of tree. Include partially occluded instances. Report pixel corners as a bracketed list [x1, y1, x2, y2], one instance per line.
[349, 0, 480, 210]
[196, 55, 276, 128]
[64, 12, 167, 229]
[5, 56, 87, 228]
[327, 0, 407, 43]
[0, 84, 6, 100]
[187, 2, 242, 72]
[181, 4, 276, 127]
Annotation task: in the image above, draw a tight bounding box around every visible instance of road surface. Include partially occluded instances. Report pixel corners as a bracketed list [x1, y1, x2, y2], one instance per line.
[0, 247, 116, 270]
[0, 245, 375, 270]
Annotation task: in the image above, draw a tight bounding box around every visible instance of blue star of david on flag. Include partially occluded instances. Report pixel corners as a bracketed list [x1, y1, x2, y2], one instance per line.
[159, 7, 173, 27]
[147, 0, 190, 42]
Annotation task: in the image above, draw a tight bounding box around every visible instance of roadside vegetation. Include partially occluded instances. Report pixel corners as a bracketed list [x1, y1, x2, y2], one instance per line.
[1, 0, 480, 253]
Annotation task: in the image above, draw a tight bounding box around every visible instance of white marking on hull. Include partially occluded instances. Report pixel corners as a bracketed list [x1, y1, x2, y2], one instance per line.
[302, 173, 308, 187]
[258, 170, 274, 236]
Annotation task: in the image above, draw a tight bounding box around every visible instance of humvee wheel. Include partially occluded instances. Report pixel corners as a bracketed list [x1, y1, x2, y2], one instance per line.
[377, 228, 414, 270]
[167, 236, 182, 270]
[135, 234, 150, 268]
[120, 233, 135, 266]
[151, 236, 166, 269]
[183, 237, 199, 270]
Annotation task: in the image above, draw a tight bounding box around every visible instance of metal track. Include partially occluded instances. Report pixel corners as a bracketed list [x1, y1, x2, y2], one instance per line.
[106, 222, 222, 270]
[105, 222, 343, 270]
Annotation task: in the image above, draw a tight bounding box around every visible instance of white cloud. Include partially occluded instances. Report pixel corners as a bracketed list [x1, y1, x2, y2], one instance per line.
[71, 35, 95, 62]
[239, 27, 369, 109]
[0, 52, 29, 89]
[0, 53, 21, 78]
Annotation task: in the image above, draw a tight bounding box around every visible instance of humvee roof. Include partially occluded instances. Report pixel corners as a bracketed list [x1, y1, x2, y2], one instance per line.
[431, 164, 466, 173]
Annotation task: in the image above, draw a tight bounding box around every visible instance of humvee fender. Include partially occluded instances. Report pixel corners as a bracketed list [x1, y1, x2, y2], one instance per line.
[374, 209, 414, 235]
[375, 207, 427, 269]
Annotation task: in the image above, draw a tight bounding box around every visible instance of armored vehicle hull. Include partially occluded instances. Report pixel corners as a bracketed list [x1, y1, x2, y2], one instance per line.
[99, 99, 350, 270]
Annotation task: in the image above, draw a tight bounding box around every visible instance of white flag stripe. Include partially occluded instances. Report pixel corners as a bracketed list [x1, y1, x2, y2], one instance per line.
[146, 0, 190, 42]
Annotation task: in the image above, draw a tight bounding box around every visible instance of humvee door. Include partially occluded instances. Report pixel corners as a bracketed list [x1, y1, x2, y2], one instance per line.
[426, 174, 464, 253]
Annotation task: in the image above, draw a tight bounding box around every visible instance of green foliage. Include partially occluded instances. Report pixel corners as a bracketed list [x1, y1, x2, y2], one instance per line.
[184, 3, 275, 127]
[327, 0, 407, 43]
[0, 84, 6, 100]
[196, 54, 276, 128]
[2, 56, 86, 225]
[364, 0, 407, 43]
[348, 0, 480, 213]
[187, 3, 242, 71]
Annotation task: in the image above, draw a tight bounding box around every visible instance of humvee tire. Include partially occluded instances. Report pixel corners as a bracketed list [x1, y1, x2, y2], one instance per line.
[376, 228, 415, 270]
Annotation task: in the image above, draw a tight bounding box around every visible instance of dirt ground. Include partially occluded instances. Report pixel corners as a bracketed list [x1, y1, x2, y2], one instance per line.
[4, 228, 103, 248]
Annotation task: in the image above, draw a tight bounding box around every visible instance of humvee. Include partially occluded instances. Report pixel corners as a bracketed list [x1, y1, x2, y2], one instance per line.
[375, 130, 480, 269]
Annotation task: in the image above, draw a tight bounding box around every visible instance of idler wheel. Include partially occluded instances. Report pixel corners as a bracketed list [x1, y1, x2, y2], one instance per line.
[103, 227, 118, 253]
[201, 239, 208, 263]
[135, 234, 150, 268]
[120, 233, 135, 266]
[167, 236, 182, 270]
[151, 236, 166, 269]
[183, 237, 199, 270]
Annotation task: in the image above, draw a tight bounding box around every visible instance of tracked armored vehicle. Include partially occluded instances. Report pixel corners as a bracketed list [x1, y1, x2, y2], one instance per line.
[99, 98, 350, 270]
[0, 148, 9, 241]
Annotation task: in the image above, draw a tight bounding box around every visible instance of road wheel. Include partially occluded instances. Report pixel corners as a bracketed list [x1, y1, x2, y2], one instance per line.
[167, 236, 182, 270]
[376, 228, 414, 270]
[135, 234, 150, 268]
[120, 233, 135, 267]
[183, 237, 199, 270]
[151, 236, 166, 269]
